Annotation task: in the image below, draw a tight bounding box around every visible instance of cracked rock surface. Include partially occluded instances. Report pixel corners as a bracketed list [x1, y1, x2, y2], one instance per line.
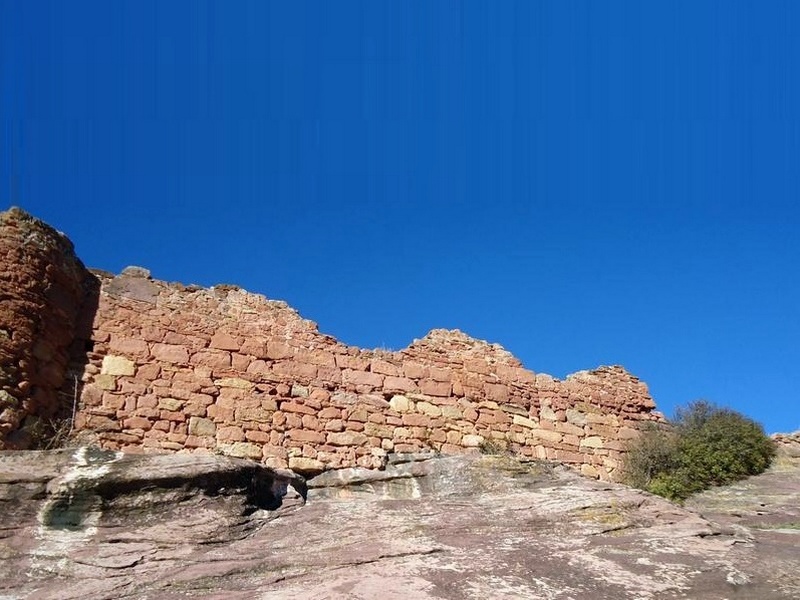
[1, 448, 798, 599]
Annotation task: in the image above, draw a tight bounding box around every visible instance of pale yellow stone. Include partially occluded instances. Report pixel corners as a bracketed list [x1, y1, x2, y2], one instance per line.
[188, 416, 216, 436]
[530, 429, 562, 443]
[462, 434, 484, 447]
[291, 384, 309, 397]
[94, 374, 117, 390]
[214, 377, 253, 389]
[513, 415, 538, 429]
[220, 442, 262, 460]
[327, 431, 368, 446]
[158, 397, 183, 411]
[440, 406, 462, 420]
[265, 456, 289, 470]
[581, 464, 600, 479]
[539, 406, 557, 421]
[565, 409, 588, 426]
[584, 413, 613, 425]
[364, 422, 394, 438]
[288, 456, 324, 473]
[101, 355, 135, 376]
[416, 401, 441, 417]
[580, 436, 604, 449]
[389, 395, 411, 412]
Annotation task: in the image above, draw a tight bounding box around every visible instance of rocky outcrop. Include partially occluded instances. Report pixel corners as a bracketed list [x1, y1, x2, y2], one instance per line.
[0, 208, 94, 449]
[0, 447, 306, 599]
[773, 431, 800, 459]
[2, 448, 798, 599]
[1, 207, 664, 479]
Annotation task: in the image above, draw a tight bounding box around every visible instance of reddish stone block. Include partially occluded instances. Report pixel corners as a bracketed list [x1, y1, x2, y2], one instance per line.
[171, 332, 210, 350]
[429, 429, 447, 443]
[109, 336, 149, 358]
[210, 332, 240, 351]
[296, 349, 337, 367]
[428, 366, 452, 382]
[419, 379, 451, 397]
[206, 404, 232, 421]
[484, 383, 509, 403]
[134, 407, 160, 419]
[318, 407, 341, 419]
[240, 338, 268, 358]
[402, 413, 432, 427]
[273, 361, 318, 379]
[266, 341, 293, 360]
[160, 410, 186, 422]
[383, 376, 416, 393]
[301, 414, 321, 430]
[463, 407, 479, 422]
[463, 358, 490, 375]
[370, 359, 402, 376]
[190, 350, 232, 369]
[402, 361, 427, 379]
[335, 354, 371, 370]
[136, 396, 158, 409]
[185, 435, 214, 448]
[231, 353, 251, 371]
[123, 416, 152, 430]
[150, 343, 190, 364]
[288, 429, 326, 444]
[342, 369, 384, 388]
[217, 425, 246, 442]
[317, 366, 343, 384]
[245, 430, 271, 443]
[281, 401, 317, 415]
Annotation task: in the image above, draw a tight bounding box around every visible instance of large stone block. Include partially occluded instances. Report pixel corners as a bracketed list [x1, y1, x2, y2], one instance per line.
[101, 355, 135, 377]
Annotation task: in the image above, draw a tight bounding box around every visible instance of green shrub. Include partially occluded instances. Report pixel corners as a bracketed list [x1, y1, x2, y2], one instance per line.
[623, 400, 776, 502]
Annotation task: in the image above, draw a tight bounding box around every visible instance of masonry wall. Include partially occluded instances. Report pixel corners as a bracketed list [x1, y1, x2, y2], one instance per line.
[0, 208, 665, 480]
[69, 268, 663, 480]
[0, 208, 93, 448]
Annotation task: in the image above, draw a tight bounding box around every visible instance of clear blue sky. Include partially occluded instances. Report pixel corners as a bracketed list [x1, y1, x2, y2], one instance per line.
[2, 1, 798, 433]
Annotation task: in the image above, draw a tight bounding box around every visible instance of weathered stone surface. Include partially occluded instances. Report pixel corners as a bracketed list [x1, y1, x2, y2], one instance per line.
[2, 450, 797, 599]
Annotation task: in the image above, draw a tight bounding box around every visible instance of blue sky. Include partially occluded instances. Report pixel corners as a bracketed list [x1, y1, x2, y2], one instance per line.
[2, 1, 798, 433]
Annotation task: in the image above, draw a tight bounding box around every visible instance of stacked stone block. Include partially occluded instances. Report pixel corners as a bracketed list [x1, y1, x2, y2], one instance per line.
[0, 208, 91, 448]
[70, 270, 662, 480]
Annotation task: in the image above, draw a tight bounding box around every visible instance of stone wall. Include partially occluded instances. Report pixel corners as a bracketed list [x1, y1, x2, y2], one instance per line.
[0, 208, 93, 448]
[0, 208, 664, 480]
[68, 268, 662, 480]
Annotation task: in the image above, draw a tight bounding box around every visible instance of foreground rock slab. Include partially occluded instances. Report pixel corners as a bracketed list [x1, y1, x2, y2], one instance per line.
[1, 449, 799, 599]
[0, 448, 306, 599]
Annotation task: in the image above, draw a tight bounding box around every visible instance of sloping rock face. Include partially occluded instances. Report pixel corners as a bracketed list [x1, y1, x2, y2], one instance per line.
[0, 447, 305, 599]
[2, 448, 798, 599]
[0, 207, 663, 479]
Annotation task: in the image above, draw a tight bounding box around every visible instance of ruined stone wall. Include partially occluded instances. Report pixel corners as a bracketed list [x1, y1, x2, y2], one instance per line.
[0, 208, 93, 448]
[68, 268, 662, 480]
[0, 208, 664, 479]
